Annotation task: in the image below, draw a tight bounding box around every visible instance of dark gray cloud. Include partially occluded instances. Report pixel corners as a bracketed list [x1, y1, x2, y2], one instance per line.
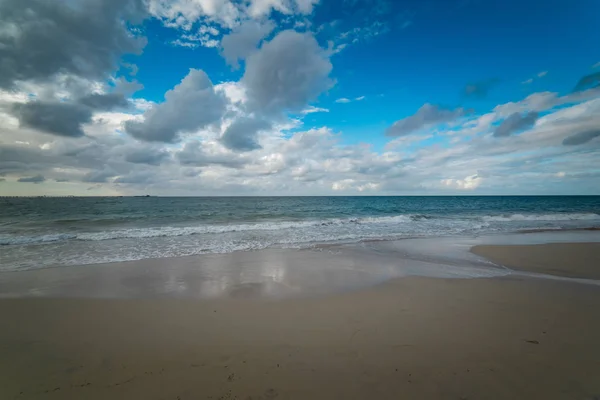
[17, 174, 46, 183]
[82, 168, 117, 183]
[493, 111, 539, 138]
[463, 78, 500, 99]
[0, 0, 146, 89]
[386, 104, 465, 137]
[562, 130, 600, 146]
[11, 102, 93, 137]
[220, 118, 271, 151]
[176, 142, 246, 169]
[124, 148, 169, 165]
[10, 91, 132, 137]
[243, 30, 333, 114]
[79, 93, 129, 110]
[220, 20, 275, 68]
[125, 69, 226, 142]
[573, 72, 600, 92]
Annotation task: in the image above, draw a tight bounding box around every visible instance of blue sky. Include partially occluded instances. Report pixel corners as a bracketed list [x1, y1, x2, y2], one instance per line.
[1, 0, 599, 195]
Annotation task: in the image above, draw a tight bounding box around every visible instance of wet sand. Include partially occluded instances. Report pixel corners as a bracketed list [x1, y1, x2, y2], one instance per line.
[472, 242, 600, 279]
[1, 241, 600, 399]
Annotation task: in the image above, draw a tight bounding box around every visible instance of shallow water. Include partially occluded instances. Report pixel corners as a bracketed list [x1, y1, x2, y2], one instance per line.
[1, 196, 599, 271]
[1, 231, 599, 299]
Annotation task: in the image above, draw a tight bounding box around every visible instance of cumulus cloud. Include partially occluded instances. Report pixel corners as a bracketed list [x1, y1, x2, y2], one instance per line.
[220, 20, 275, 68]
[493, 111, 539, 137]
[220, 117, 271, 151]
[386, 104, 465, 137]
[0, 0, 146, 89]
[243, 30, 333, 114]
[562, 129, 600, 146]
[125, 69, 226, 142]
[17, 174, 46, 183]
[9, 91, 133, 137]
[463, 78, 499, 99]
[78, 93, 129, 110]
[10, 102, 92, 137]
[124, 147, 170, 165]
[176, 141, 247, 168]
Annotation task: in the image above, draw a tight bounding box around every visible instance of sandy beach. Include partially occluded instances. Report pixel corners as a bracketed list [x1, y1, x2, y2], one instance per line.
[472, 242, 600, 280]
[1, 240, 600, 400]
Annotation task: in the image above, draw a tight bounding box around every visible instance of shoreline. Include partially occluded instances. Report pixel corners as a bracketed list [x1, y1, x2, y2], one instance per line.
[2, 231, 600, 299]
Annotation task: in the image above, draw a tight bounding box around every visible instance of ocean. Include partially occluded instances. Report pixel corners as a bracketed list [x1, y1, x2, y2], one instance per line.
[1, 196, 599, 272]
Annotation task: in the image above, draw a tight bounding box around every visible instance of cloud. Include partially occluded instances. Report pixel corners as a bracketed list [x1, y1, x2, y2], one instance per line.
[114, 171, 155, 184]
[9, 92, 132, 137]
[538, 71, 548, 78]
[11, 102, 93, 137]
[220, 20, 275, 68]
[335, 96, 365, 103]
[243, 30, 333, 114]
[176, 141, 247, 168]
[78, 93, 129, 110]
[562, 129, 600, 146]
[594, 62, 600, 69]
[441, 174, 481, 190]
[147, 0, 240, 29]
[125, 69, 226, 142]
[83, 168, 117, 183]
[0, 0, 146, 89]
[301, 106, 329, 114]
[493, 89, 600, 118]
[493, 111, 539, 138]
[17, 174, 46, 183]
[247, 0, 320, 18]
[463, 78, 499, 98]
[124, 147, 170, 165]
[171, 25, 222, 49]
[220, 117, 271, 151]
[147, 0, 319, 30]
[386, 104, 465, 137]
[522, 78, 533, 85]
[573, 72, 600, 92]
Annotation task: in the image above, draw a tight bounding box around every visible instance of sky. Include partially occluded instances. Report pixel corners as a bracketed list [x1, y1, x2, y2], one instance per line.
[1, 0, 599, 196]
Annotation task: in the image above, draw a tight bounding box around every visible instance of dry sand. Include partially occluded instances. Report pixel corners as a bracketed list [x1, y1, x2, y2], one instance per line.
[1, 242, 600, 399]
[472, 242, 600, 279]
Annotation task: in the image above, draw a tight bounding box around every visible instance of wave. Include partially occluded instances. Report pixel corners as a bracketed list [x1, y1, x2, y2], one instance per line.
[482, 213, 600, 222]
[0, 215, 415, 245]
[2, 212, 599, 246]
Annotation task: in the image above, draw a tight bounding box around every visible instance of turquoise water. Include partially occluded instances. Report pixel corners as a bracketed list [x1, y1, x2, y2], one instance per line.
[1, 196, 599, 271]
